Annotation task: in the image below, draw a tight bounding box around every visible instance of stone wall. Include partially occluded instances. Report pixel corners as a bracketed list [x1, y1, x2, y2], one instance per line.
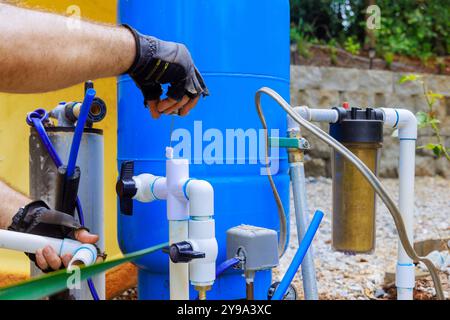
[290, 65, 450, 178]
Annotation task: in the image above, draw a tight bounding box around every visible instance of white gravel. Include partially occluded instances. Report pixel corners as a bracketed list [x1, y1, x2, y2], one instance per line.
[274, 176, 450, 300]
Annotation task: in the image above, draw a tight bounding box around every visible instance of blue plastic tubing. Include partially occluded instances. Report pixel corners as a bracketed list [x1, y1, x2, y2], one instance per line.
[27, 108, 99, 300]
[29, 113, 63, 167]
[195, 258, 241, 300]
[66, 88, 96, 177]
[216, 258, 240, 277]
[271, 210, 324, 300]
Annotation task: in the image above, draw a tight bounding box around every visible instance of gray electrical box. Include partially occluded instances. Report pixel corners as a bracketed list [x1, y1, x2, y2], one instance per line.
[226, 225, 279, 271]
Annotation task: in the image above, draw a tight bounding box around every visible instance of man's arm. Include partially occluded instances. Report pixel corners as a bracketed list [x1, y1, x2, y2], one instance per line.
[0, 180, 28, 229]
[0, 3, 208, 117]
[0, 179, 99, 270]
[0, 3, 135, 93]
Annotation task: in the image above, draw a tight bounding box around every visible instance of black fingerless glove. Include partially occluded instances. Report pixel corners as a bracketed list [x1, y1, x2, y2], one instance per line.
[8, 200, 87, 271]
[123, 24, 209, 104]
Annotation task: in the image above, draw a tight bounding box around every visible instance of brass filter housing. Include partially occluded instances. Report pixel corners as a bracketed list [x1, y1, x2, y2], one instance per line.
[331, 142, 381, 253]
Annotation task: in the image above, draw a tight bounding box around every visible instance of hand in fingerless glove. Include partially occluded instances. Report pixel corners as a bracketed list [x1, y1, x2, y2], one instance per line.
[124, 24, 209, 105]
[8, 200, 87, 272]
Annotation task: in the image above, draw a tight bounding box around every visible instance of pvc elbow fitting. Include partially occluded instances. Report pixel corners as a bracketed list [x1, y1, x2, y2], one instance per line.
[288, 106, 309, 131]
[67, 243, 98, 271]
[380, 108, 417, 140]
[186, 180, 214, 217]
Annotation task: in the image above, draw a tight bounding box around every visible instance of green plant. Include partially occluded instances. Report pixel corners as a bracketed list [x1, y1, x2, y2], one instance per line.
[399, 74, 450, 160]
[290, 1, 449, 61]
[384, 52, 394, 69]
[330, 46, 338, 65]
[344, 37, 361, 55]
[290, 26, 312, 59]
[436, 57, 446, 74]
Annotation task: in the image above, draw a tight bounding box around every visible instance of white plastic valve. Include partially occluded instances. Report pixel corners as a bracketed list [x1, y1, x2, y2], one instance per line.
[188, 219, 218, 286]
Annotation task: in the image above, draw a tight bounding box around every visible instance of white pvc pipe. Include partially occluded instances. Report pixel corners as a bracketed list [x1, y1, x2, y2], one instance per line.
[186, 179, 217, 287]
[381, 108, 417, 300]
[289, 106, 338, 130]
[0, 229, 97, 269]
[166, 147, 190, 300]
[396, 139, 416, 300]
[169, 220, 190, 300]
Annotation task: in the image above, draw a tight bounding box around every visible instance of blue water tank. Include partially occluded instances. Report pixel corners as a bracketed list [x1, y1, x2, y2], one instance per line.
[117, 0, 290, 300]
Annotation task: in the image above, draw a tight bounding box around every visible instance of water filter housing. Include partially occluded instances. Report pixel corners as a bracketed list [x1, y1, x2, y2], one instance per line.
[330, 107, 383, 254]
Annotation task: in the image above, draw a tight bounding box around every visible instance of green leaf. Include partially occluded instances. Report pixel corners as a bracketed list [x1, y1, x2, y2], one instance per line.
[416, 111, 429, 128]
[423, 144, 444, 157]
[427, 92, 444, 106]
[429, 118, 441, 125]
[0, 242, 168, 300]
[433, 145, 444, 157]
[399, 74, 421, 84]
[423, 143, 439, 151]
[427, 92, 444, 100]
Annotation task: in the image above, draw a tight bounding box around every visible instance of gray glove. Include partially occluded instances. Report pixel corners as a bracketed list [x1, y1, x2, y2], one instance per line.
[123, 24, 209, 105]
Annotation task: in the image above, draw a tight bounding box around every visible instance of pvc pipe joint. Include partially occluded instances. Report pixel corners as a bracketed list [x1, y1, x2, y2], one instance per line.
[67, 243, 98, 271]
[166, 156, 190, 221]
[132, 174, 168, 202]
[129, 147, 217, 295]
[380, 108, 418, 139]
[185, 179, 214, 217]
[188, 219, 218, 286]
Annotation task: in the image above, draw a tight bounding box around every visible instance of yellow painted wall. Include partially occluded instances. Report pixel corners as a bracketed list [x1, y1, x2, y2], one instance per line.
[0, 0, 120, 276]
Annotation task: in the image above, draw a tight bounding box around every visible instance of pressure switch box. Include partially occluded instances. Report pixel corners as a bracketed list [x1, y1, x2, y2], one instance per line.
[226, 225, 279, 271]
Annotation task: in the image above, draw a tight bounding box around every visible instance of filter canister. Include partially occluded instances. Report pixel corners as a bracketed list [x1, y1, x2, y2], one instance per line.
[330, 107, 383, 254]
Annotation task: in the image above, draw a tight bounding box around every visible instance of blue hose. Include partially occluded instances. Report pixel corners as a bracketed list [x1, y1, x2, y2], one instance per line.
[27, 107, 99, 300]
[216, 258, 240, 277]
[193, 257, 241, 300]
[28, 111, 84, 226]
[271, 210, 324, 300]
[66, 89, 96, 177]
[28, 110, 63, 167]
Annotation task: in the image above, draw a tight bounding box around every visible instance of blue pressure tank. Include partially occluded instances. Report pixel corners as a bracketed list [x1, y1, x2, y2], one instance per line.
[117, 0, 290, 300]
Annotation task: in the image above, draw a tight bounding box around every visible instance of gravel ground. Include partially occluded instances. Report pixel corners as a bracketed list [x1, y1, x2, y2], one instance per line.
[274, 176, 450, 300]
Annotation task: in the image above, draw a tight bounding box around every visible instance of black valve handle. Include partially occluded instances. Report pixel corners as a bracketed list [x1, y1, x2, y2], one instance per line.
[116, 161, 137, 215]
[162, 241, 205, 263]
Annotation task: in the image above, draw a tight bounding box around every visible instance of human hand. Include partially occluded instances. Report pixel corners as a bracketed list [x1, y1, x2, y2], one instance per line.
[35, 229, 101, 271]
[124, 25, 209, 119]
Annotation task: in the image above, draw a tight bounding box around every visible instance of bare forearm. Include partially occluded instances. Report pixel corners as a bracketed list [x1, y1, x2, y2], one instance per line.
[0, 180, 30, 229]
[0, 3, 135, 93]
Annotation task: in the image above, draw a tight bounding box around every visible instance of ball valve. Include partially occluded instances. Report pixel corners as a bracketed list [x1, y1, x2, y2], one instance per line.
[116, 147, 218, 300]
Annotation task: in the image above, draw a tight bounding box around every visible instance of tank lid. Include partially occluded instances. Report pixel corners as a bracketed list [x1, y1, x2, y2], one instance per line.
[329, 107, 383, 144]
